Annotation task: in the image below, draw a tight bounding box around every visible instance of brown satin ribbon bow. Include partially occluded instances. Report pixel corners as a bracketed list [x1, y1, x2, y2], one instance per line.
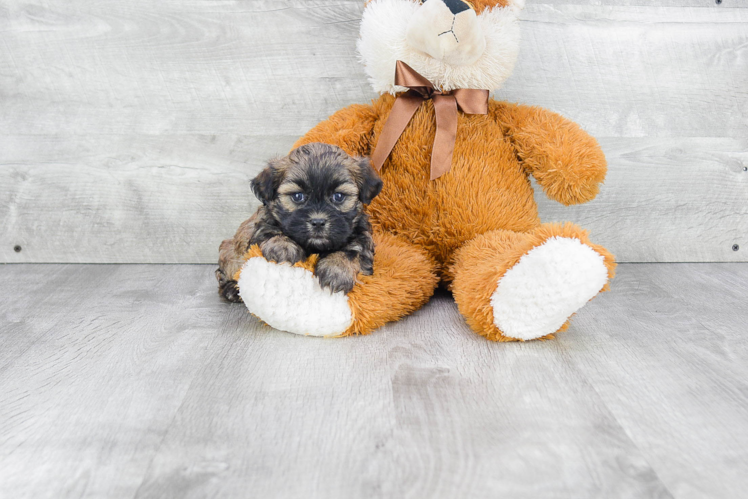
[370, 60, 490, 180]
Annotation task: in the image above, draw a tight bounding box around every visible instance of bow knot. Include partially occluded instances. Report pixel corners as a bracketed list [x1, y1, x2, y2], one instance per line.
[411, 86, 443, 101]
[370, 61, 489, 180]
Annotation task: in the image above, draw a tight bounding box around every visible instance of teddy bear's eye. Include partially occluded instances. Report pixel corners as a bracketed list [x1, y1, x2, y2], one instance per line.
[291, 192, 306, 203]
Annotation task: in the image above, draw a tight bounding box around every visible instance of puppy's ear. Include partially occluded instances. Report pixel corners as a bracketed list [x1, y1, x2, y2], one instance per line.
[251, 158, 286, 204]
[353, 157, 383, 205]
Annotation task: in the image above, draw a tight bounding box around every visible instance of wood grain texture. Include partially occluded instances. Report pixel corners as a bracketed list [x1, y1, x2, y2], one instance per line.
[539, 1, 747, 9]
[135, 293, 669, 498]
[1, 263, 748, 497]
[1, 136, 745, 263]
[1, 1, 746, 263]
[558, 263, 748, 497]
[2, 2, 745, 137]
[538, 137, 748, 263]
[0, 264, 247, 497]
[509, 5, 748, 139]
[0, 134, 296, 263]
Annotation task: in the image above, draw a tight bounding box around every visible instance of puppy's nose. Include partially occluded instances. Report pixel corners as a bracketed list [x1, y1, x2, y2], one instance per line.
[310, 218, 327, 228]
[443, 0, 471, 15]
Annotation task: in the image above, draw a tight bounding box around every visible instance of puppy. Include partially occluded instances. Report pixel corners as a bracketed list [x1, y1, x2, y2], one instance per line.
[216, 143, 383, 303]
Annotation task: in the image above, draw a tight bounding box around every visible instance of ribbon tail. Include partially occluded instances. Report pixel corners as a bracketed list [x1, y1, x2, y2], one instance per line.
[431, 94, 458, 180]
[370, 91, 423, 171]
[452, 88, 489, 115]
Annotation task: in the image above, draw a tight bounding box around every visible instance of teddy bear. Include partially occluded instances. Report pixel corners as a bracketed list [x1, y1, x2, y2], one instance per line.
[233, 0, 616, 341]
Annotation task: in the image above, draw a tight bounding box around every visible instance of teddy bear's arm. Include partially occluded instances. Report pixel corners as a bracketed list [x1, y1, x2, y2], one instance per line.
[492, 102, 607, 206]
[292, 103, 380, 157]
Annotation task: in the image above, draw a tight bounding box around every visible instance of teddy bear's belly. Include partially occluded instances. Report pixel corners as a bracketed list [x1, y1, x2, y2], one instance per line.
[367, 130, 540, 266]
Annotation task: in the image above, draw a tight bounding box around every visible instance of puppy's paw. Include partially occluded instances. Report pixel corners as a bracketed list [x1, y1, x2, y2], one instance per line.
[315, 253, 359, 294]
[216, 268, 244, 303]
[221, 281, 243, 303]
[260, 236, 305, 264]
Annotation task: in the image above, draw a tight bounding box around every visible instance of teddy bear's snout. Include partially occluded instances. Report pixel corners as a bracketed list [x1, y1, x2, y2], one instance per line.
[406, 0, 486, 67]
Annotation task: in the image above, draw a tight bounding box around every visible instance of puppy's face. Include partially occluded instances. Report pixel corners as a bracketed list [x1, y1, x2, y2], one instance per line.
[251, 143, 383, 253]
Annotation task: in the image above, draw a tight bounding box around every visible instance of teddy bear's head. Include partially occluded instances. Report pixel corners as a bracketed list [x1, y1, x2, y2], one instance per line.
[358, 0, 524, 94]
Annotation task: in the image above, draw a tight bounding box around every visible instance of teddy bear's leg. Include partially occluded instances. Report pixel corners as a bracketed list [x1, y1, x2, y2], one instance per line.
[344, 232, 439, 335]
[237, 232, 439, 337]
[450, 223, 616, 341]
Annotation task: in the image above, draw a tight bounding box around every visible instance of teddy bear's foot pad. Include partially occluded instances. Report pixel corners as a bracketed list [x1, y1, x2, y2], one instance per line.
[237, 257, 353, 337]
[490, 237, 608, 341]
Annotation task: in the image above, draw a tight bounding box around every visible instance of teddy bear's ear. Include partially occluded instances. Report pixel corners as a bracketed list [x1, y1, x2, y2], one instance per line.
[354, 157, 383, 205]
[251, 158, 287, 204]
[470, 0, 524, 14]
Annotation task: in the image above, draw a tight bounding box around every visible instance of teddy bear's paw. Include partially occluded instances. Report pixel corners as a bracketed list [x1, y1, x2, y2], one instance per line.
[237, 256, 353, 337]
[490, 237, 609, 341]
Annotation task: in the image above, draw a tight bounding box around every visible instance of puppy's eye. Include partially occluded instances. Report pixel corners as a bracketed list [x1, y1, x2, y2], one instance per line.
[291, 193, 306, 203]
[331, 192, 346, 203]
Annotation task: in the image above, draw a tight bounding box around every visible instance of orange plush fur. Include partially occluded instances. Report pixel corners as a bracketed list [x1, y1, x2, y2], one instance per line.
[239, 0, 615, 341]
[241, 233, 439, 337]
[290, 95, 615, 340]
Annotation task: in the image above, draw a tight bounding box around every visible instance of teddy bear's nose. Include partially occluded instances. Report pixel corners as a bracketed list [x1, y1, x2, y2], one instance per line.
[441, 0, 472, 15]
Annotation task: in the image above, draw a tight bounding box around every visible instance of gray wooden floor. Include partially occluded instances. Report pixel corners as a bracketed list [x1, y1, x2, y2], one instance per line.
[1, 263, 747, 498]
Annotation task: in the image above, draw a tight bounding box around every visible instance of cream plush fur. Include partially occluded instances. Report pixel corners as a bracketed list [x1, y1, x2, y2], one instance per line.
[405, 0, 486, 66]
[358, 0, 524, 93]
[238, 257, 353, 337]
[490, 237, 609, 340]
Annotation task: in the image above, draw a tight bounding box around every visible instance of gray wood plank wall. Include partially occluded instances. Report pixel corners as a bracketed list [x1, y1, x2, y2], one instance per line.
[1, 1, 746, 263]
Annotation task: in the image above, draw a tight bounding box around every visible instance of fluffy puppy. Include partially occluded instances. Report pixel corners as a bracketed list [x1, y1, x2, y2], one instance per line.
[216, 143, 383, 302]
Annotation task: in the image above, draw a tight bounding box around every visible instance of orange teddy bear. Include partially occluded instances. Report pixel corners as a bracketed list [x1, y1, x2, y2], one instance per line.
[235, 0, 616, 341]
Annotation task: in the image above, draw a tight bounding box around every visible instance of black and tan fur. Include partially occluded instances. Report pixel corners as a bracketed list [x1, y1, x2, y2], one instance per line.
[216, 143, 383, 301]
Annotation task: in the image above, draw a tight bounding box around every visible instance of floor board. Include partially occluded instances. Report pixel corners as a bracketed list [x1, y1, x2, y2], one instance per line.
[557, 264, 748, 497]
[0, 263, 746, 497]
